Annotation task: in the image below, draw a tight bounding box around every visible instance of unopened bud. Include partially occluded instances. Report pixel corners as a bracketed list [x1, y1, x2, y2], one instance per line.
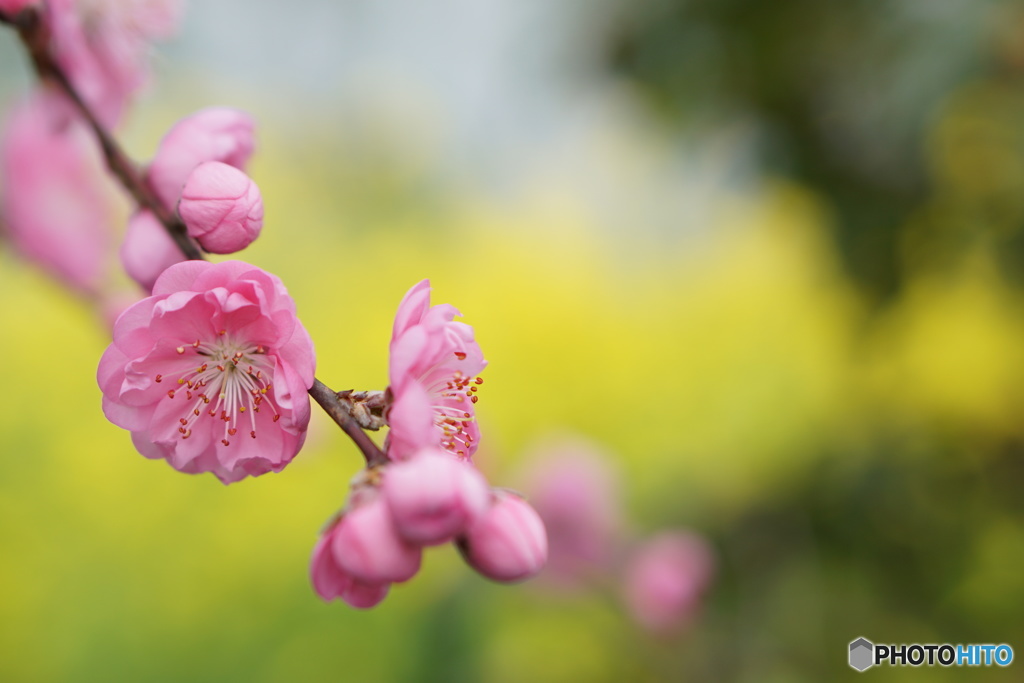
[120, 210, 187, 293]
[147, 107, 255, 209]
[458, 491, 547, 583]
[383, 448, 490, 546]
[331, 495, 422, 584]
[178, 161, 263, 254]
[310, 527, 390, 609]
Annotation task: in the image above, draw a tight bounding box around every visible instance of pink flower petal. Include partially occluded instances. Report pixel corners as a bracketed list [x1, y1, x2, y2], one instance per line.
[98, 260, 316, 483]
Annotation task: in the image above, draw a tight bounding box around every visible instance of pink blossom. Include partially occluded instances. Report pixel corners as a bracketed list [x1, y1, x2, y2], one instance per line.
[330, 493, 422, 584]
[521, 438, 624, 587]
[97, 260, 316, 484]
[47, 0, 183, 129]
[0, 89, 112, 294]
[310, 526, 390, 609]
[147, 108, 256, 211]
[178, 161, 263, 254]
[458, 491, 548, 583]
[382, 448, 490, 546]
[119, 209, 188, 293]
[386, 280, 487, 461]
[622, 532, 715, 634]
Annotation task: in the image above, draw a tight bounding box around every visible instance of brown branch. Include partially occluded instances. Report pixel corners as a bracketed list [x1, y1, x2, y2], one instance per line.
[336, 390, 387, 430]
[6, 6, 201, 261]
[2, 7, 390, 467]
[310, 380, 388, 467]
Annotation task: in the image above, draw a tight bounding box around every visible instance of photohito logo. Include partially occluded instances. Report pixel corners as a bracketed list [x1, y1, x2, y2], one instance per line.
[848, 637, 1013, 672]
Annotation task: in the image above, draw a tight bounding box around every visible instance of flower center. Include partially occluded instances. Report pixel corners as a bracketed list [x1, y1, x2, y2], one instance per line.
[423, 368, 483, 458]
[155, 332, 278, 446]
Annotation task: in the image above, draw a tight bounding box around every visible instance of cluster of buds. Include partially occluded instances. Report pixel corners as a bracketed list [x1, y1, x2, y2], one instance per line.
[312, 280, 548, 607]
[1, 1, 548, 612]
[0, 2, 263, 297]
[123, 108, 263, 291]
[312, 449, 547, 608]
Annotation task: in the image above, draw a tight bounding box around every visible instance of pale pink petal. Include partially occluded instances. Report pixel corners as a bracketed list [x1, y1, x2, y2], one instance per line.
[150, 258, 213, 296]
[391, 279, 431, 342]
[388, 324, 431, 388]
[339, 579, 390, 609]
[97, 344, 129, 398]
[310, 529, 351, 601]
[385, 382, 435, 462]
[130, 429, 169, 461]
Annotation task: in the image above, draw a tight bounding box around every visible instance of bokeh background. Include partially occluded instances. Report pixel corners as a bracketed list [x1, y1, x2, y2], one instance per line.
[2, 0, 1024, 680]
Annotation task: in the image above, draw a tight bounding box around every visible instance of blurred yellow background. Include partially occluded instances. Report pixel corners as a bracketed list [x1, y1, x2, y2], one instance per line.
[4, 1, 1024, 681]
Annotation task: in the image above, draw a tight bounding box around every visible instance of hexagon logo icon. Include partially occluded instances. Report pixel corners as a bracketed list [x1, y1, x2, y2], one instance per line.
[849, 637, 874, 672]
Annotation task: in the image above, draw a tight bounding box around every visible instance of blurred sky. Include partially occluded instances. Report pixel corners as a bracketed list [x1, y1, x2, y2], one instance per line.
[146, 0, 754, 241]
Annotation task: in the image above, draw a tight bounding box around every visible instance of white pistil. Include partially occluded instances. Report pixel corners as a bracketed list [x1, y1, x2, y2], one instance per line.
[161, 337, 279, 445]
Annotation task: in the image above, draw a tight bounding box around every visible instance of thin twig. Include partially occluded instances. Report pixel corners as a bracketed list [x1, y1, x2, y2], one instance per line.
[2, 7, 388, 466]
[310, 380, 388, 467]
[6, 6, 201, 260]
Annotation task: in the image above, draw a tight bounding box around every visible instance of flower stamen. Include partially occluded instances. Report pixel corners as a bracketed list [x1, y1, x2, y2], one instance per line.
[157, 335, 277, 445]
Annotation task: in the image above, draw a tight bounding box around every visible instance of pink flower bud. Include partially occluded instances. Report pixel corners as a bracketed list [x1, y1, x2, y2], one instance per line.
[383, 448, 490, 546]
[458, 491, 547, 583]
[178, 161, 263, 254]
[119, 209, 186, 293]
[310, 527, 390, 609]
[147, 107, 255, 210]
[331, 495, 422, 584]
[622, 532, 714, 633]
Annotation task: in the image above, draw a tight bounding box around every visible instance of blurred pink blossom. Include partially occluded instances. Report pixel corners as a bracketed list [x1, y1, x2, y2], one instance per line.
[310, 525, 390, 609]
[47, 0, 183, 128]
[119, 209, 185, 293]
[521, 437, 625, 587]
[178, 161, 263, 254]
[622, 532, 715, 634]
[97, 260, 316, 483]
[382, 447, 490, 546]
[0, 88, 112, 294]
[386, 280, 487, 461]
[458, 490, 548, 583]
